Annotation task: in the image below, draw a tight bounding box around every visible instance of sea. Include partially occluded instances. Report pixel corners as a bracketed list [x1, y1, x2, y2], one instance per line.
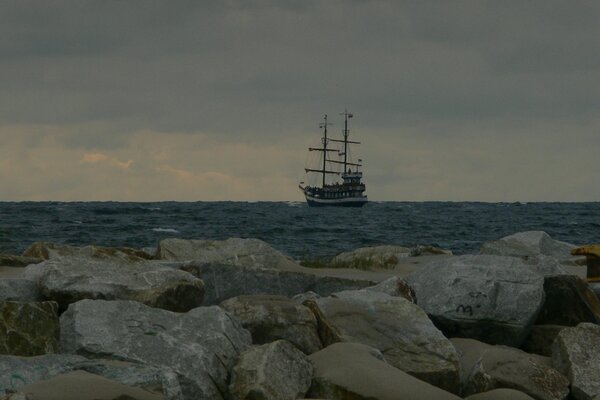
[1, 201, 599, 261]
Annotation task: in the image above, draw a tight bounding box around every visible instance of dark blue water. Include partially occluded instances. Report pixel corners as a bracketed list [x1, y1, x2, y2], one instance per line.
[1, 201, 599, 260]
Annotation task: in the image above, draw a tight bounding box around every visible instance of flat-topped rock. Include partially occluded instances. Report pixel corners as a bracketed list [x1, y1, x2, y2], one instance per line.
[60, 299, 251, 400]
[305, 289, 460, 393]
[25, 258, 204, 312]
[405, 255, 545, 346]
[307, 342, 461, 400]
[480, 231, 578, 264]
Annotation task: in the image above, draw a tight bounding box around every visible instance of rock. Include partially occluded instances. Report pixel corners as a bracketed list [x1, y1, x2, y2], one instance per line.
[364, 276, 416, 302]
[0, 254, 42, 268]
[464, 346, 569, 400]
[410, 245, 454, 257]
[31, 258, 204, 312]
[480, 231, 578, 264]
[0, 354, 182, 399]
[0, 278, 39, 302]
[522, 325, 568, 357]
[60, 299, 251, 400]
[181, 262, 374, 305]
[156, 238, 299, 270]
[552, 323, 600, 400]
[405, 255, 546, 347]
[465, 388, 536, 400]
[23, 242, 154, 262]
[307, 342, 462, 400]
[0, 301, 59, 356]
[450, 338, 494, 387]
[229, 340, 313, 400]
[305, 289, 460, 393]
[220, 295, 322, 354]
[330, 245, 412, 269]
[535, 274, 600, 326]
[15, 370, 164, 400]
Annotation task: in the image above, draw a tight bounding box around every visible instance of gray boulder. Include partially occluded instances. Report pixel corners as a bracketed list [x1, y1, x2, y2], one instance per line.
[156, 238, 299, 270]
[405, 255, 546, 346]
[364, 276, 417, 302]
[0, 254, 42, 268]
[220, 295, 322, 354]
[330, 244, 452, 270]
[60, 299, 251, 400]
[29, 258, 204, 312]
[0, 301, 59, 356]
[464, 346, 569, 400]
[229, 340, 313, 400]
[305, 289, 460, 393]
[23, 242, 154, 262]
[0, 278, 39, 302]
[523, 325, 568, 357]
[0, 354, 182, 399]
[465, 388, 536, 400]
[480, 231, 578, 264]
[307, 342, 461, 400]
[552, 323, 600, 400]
[181, 261, 374, 305]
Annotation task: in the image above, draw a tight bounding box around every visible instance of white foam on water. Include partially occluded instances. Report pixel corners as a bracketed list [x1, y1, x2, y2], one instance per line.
[152, 227, 179, 233]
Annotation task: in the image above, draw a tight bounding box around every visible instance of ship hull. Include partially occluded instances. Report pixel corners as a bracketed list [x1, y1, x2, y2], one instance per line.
[303, 193, 368, 207]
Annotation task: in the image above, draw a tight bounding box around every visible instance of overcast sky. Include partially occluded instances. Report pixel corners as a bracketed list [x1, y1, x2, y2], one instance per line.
[1, 1, 599, 201]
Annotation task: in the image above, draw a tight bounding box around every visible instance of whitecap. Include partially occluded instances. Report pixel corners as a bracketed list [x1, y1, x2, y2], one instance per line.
[152, 227, 179, 233]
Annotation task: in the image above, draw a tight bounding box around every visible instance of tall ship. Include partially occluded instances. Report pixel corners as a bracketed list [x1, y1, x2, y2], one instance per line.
[299, 110, 368, 207]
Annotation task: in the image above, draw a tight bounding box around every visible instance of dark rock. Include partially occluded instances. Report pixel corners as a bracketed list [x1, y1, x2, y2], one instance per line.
[522, 325, 568, 357]
[0, 301, 59, 356]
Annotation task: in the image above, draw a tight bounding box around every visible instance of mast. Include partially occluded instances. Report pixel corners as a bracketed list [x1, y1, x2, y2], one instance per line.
[320, 114, 329, 187]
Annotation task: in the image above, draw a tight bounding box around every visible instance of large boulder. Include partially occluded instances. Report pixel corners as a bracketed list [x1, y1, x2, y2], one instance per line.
[364, 276, 417, 302]
[480, 231, 578, 264]
[220, 295, 322, 354]
[0, 254, 42, 268]
[330, 245, 452, 270]
[0, 354, 182, 399]
[463, 346, 569, 400]
[23, 242, 154, 262]
[523, 325, 568, 357]
[307, 342, 461, 400]
[305, 289, 460, 393]
[0, 278, 39, 302]
[552, 323, 600, 400]
[465, 388, 536, 400]
[0, 301, 59, 356]
[535, 274, 600, 326]
[11, 370, 164, 400]
[405, 255, 546, 346]
[60, 299, 251, 400]
[180, 261, 374, 305]
[26, 258, 204, 312]
[156, 238, 299, 270]
[228, 340, 313, 400]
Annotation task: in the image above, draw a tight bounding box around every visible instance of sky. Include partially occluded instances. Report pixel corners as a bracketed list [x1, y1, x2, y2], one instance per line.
[1, 1, 599, 202]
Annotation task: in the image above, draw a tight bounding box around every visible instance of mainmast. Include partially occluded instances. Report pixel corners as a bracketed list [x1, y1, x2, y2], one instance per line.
[306, 114, 338, 187]
[329, 109, 360, 174]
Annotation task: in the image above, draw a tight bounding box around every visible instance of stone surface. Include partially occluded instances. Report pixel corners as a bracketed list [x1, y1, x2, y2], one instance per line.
[465, 388, 536, 400]
[535, 274, 600, 326]
[229, 340, 313, 400]
[220, 295, 322, 354]
[23, 242, 154, 262]
[0, 301, 59, 356]
[305, 289, 460, 393]
[523, 325, 568, 357]
[0, 354, 182, 399]
[307, 342, 461, 400]
[405, 255, 546, 347]
[60, 299, 251, 400]
[0, 278, 39, 302]
[450, 337, 494, 387]
[552, 323, 600, 400]
[480, 231, 578, 264]
[181, 262, 374, 305]
[16, 370, 164, 400]
[364, 276, 417, 302]
[330, 245, 452, 270]
[0, 254, 42, 268]
[464, 346, 569, 400]
[32, 258, 204, 312]
[156, 238, 299, 270]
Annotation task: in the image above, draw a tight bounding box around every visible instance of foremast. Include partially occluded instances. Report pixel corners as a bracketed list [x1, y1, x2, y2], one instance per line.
[305, 114, 339, 188]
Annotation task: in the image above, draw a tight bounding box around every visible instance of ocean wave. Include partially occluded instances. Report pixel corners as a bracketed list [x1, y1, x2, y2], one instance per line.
[152, 227, 179, 233]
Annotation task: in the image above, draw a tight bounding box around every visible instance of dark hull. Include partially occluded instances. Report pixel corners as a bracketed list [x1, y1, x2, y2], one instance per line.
[306, 198, 367, 207]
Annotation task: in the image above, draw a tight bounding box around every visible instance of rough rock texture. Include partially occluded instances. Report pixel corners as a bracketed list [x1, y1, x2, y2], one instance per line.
[330, 245, 452, 270]
[220, 295, 322, 354]
[23, 242, 154, 262]
[0, 301, 59, 356]
[305, 289, 460, 393]
[364, 276, 417, 302]
[464, 346, 569, 400]
[480, 231, 578, 264]
[228, 340, 313, 400]
[15, 370, 164, 400]
[181, 262, 374, 305]
[465, 388, 536, 400]
[450, 338, 494, 388]
[0, 254, 42, 268]
[535, 275, 600, 326]
[552, 323, 600, 400]
[0, 354, 182, 399]
[307, 342, 462, 400]
[31, 258, 204, 312]
[0, 279, 39, 302]
[156, 238, 299, 270]
[523, 325, 568, 357]
[405, 255, 546, 347]
[60, 299, 251, 400]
